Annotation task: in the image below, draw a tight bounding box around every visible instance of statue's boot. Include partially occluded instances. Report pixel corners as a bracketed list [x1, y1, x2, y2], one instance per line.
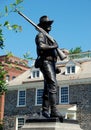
[42, 95, 50, 118]
[49, 93, 63, 122]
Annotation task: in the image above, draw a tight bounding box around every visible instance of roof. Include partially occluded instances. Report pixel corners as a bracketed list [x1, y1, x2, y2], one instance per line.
[65, 59, 80, 67]
[8, 69, 31, 86]
[57, 60, 91, 81]
[8, 58, 91, 87]
[0, 54, 29, 68]
[0, 54, 27, 62]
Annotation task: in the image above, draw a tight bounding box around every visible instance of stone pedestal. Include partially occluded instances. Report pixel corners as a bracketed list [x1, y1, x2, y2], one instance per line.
[21, 118, 83, 130]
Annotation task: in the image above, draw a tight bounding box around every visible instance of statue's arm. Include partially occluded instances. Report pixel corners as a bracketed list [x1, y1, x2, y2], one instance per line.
[36, 33, 58, 50]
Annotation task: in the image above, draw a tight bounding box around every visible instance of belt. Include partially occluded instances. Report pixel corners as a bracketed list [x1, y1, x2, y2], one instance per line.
[41, 56, 57, 62]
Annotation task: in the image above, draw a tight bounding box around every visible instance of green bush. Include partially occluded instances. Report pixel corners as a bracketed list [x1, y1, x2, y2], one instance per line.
[0, 64, 7, 95]
[0, 124, 3, 130]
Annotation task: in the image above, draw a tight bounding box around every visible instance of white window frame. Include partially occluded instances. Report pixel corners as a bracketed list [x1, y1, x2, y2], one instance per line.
[59, 86, 69, 104]
[16, 117, 25, 130]
[35, 88, 43, 105]
[66, 65, 75, 74]
[17, 90, 26, 107]
[6, 75, 10, 82]
[31, 70, 40, 78]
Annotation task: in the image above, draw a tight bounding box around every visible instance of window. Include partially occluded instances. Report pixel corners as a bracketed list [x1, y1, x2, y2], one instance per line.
[67, 66, 75, 74]
[33, 71, 36, 77]
[6, 75, 10, 82]
[17, 90, 26, 107]
[72, 66, 75, 73]
[31, 68, 43, 79]
[12, 76, 16, 80]
[36, 71, 39, 77]
[36, 89, 43, 105]
[9, 59, 12, 62]
[60, 87, 69, 104]
[14, 61, 18, 64]
[67, 67, 70, 73]
[16, 117, 25, 130]
[32, 70, 40, 78]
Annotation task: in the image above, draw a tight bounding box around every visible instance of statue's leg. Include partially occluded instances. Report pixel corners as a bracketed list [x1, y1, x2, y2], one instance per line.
[49, 92, 63, 122]
[40, 60, 63, 121]
[42, 80, 50, 118]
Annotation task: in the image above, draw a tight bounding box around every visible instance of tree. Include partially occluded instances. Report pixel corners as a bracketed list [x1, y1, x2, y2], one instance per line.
[0, 65, 7, 95]
[0, 0, 24, 127]
[69, 47, 82, 54]
[0, 0, 24, 92]
[69, 47, 82, 59]
[0, 0, 23, 49]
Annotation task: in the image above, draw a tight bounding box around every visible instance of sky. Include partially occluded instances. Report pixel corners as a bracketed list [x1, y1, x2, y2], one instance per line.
[0, 0, 91, 65]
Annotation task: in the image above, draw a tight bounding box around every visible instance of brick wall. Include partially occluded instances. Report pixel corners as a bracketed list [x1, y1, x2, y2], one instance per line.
[0, 93, 5, 124]
[0, 55, 30, 127]
[5, 66, 25, 81]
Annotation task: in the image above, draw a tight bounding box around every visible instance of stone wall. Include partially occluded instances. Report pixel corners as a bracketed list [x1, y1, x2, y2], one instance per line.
[4, 84, 91, 130]
[3, 116, 16, 130]
[4, 88, 41, 130]
[69, 84, 91, 130]
[4, 88, 41, 116]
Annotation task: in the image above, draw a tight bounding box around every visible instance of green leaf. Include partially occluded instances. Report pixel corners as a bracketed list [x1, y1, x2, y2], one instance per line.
[6, 52, 13, 57]
[11, 24, 22, 32]
[5, 6, 8, 13]
[0, 63, 7, 94]
[4, 21, 9, 26]
[4, 21, 12, 30]
[23, 51, 33, 60]
[0, 43, 4, 49]
[12, 24, 19, 29]
[0, 29, 3, 34]
[16, 0, 23, 5]
[69, 47, 82, 54]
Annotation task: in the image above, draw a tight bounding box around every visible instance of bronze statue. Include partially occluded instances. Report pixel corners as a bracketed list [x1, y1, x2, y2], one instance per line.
[16, 10, 65, 121]
[35, 15, 63, 120]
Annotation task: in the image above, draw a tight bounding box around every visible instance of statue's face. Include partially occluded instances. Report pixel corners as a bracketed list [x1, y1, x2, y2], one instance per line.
[43, 24, 51, 32]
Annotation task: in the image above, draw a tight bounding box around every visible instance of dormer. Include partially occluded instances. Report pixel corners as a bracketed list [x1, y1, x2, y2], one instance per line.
[30, 67, 43, 79]
[65, 60, 80, 74]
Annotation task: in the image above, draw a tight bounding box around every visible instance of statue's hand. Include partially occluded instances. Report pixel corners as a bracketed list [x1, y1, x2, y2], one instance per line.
[56, 67, 61, 74]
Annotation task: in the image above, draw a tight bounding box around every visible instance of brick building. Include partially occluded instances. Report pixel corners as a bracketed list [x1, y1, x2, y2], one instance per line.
[0, 55, 30, 125]
[4, 51, 91, 130]
[0, 55, 30, 82]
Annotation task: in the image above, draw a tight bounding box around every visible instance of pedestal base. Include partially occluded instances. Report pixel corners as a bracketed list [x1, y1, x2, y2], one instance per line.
[22, 118, 83, 130]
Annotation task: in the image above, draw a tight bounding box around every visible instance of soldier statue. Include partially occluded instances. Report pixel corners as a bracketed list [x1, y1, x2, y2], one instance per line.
[35, 15, 63, 121]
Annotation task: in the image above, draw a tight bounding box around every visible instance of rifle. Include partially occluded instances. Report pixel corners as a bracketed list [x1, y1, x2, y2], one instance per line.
[15, 9, 67, 60]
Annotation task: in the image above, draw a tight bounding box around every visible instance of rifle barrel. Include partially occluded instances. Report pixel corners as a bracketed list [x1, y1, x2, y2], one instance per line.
[16, 10, 66, 60]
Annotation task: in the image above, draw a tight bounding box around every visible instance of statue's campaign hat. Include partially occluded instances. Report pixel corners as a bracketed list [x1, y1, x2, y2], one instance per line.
[38, 15, 53, 27]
